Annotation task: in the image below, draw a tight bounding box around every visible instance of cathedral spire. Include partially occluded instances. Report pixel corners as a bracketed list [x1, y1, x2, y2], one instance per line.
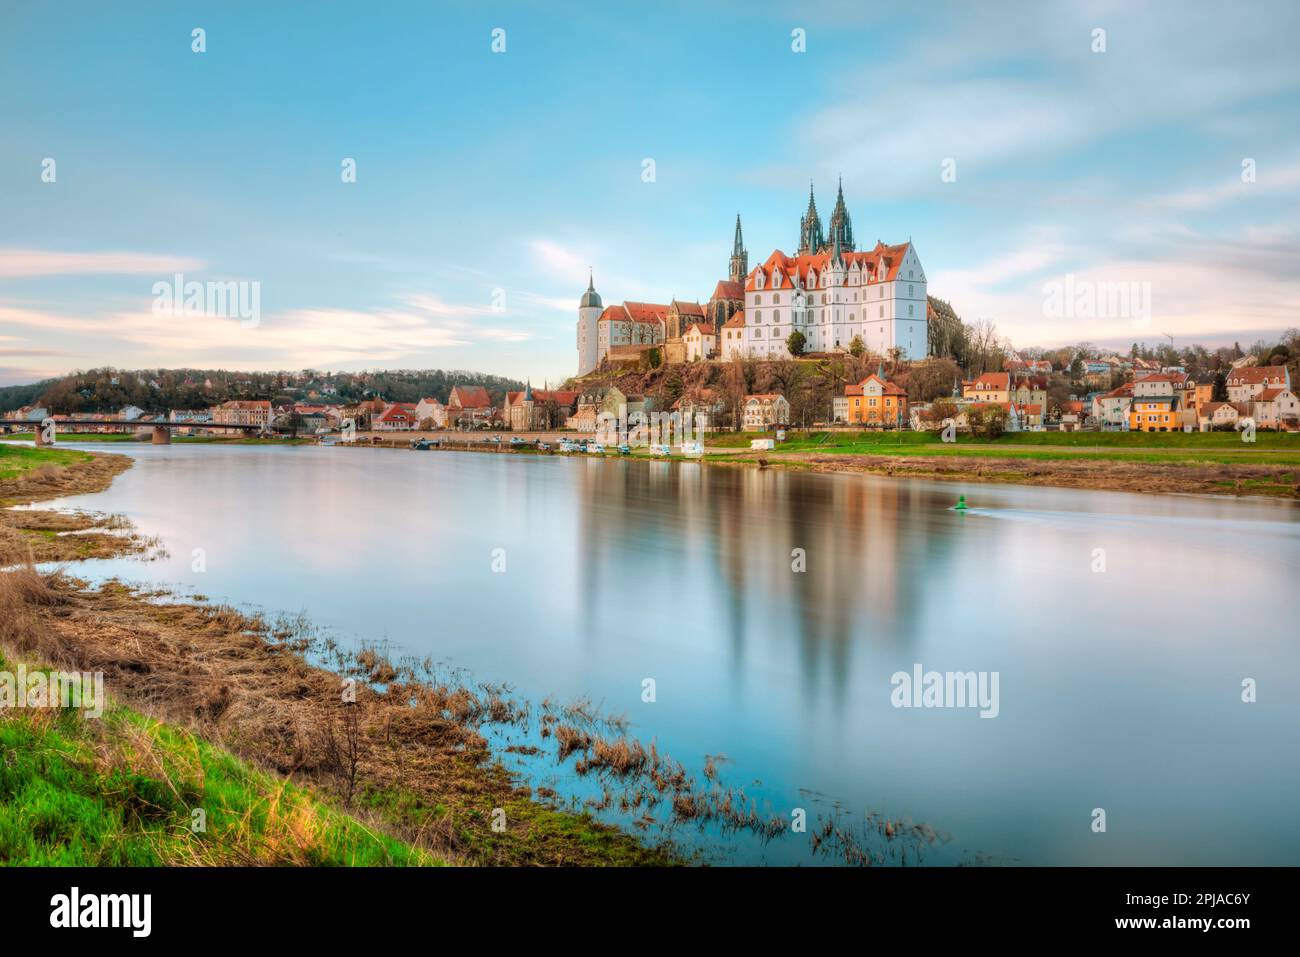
[828, 176, 855, 253]
[729, 213, 748, 283]
[798, 181, 825, 256]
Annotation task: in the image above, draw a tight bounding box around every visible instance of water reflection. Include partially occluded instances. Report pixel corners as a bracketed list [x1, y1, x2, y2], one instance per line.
[39, 443, 1300, 865]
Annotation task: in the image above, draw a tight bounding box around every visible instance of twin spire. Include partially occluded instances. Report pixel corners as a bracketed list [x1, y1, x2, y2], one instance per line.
[800, 178, 855, 257]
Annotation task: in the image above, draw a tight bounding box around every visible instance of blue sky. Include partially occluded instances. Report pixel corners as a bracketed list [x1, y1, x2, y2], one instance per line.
[2, 0, 1299, 386]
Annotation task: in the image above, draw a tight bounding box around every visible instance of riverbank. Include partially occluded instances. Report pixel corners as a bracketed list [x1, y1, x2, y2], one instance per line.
[351, 429, 1300, 499]
[0, 445, 158, 565]
[0, 448, 677, 866]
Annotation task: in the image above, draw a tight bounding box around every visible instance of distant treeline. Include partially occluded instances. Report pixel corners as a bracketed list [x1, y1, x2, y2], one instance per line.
[0, 368, 527, 415]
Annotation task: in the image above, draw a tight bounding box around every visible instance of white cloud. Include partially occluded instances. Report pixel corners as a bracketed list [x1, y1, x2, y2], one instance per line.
[0, 249, 205, 278]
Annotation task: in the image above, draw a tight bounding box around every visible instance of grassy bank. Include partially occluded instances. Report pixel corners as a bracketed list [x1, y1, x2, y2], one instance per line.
[0, 645, 434, 865]
[0, 446, 149, 565]
[708, 429, 1300, 464]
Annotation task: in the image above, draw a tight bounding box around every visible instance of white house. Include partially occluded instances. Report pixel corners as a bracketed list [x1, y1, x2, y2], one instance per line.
[1227, 365, 1289, 403]
[1251, 388, 1300, 429]
[414, 397, 446, 428]
[682, 323, 717, 362]
[742, 394, 790, 430]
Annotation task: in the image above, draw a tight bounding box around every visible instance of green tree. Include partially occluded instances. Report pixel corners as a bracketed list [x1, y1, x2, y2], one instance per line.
[848, 336, 865, 357]
[967, 404, 1008, 439]
[786, 330, 807, 357]
[1212, 370, 1228, 402]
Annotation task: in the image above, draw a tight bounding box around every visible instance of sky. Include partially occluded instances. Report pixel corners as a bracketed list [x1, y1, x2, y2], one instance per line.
[2, 0, 1299, 387]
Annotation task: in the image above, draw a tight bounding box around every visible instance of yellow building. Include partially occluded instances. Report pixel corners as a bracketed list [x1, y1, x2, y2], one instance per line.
[846, 374, 908, 427]
[1128, 397, 1180, 432]
[962, 372, 1011, 404]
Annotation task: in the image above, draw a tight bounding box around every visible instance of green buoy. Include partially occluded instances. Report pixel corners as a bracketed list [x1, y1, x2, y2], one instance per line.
[954, 495, 968, 511]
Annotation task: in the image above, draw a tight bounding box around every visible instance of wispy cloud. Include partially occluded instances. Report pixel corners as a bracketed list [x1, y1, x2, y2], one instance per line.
[0, 249, 205, 279]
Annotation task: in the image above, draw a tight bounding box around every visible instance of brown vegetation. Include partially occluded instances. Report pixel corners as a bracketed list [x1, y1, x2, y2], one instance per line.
[774, 451, 1300, 498]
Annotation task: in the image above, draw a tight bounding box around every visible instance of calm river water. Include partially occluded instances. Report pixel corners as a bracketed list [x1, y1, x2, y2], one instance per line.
[35, 442, 1300, 865]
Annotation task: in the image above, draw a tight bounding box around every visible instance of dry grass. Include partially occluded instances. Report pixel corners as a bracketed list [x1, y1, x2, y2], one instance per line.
[0, 567, 668, 865]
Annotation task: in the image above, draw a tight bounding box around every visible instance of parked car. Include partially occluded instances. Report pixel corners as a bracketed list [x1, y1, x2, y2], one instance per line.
[588, 443, 605, 454]
[510, 436, 524, 446]
[650, 444, 671, 456]
[538, 442, 550, 451]
[617, 444, 631, 455]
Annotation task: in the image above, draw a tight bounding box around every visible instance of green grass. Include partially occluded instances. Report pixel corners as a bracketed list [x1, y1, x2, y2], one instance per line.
[357, 777, 674, 866]
[0, 444, 91, 480]
[706, 429, 1300, 466]
[0, 653, 438, 866]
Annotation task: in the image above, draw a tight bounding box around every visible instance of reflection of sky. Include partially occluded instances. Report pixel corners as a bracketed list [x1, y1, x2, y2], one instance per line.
[42, 443, 1300, 865]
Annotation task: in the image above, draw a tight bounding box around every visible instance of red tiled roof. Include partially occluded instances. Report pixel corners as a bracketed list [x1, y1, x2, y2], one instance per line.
[722, 310, 746, 329]
[1257, 387, 1290, 401]
[745, 241, 915, 291]
[968, 372, 1010, 390]
[449, 385, 490, 409]
[859, 374, 907, 396]
[621, 302, 670, 324]
[1228, 365, 1287, 384]
[685, 323, 716, 337]
[711, 280, 744, 301]
[671, 300, 706, 317]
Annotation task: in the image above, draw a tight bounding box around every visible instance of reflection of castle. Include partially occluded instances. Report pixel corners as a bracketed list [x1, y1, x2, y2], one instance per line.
[576, 182, 928, 375]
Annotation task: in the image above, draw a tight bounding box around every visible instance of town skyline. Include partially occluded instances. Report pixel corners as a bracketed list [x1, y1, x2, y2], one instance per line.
[3, 0, 1300, 388]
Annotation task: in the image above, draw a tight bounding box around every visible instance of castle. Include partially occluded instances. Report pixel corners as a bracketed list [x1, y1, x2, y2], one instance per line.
[576, 181, 928, 375]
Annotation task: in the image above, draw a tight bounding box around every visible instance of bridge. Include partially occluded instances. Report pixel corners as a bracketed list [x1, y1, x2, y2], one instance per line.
[6, 419, 268, 447]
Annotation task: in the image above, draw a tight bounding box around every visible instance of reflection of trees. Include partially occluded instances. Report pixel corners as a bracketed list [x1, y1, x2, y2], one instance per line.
[572, 459, 959, 709]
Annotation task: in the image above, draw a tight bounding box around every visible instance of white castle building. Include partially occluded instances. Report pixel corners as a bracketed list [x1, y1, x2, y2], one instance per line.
[577, 181, 928, 374]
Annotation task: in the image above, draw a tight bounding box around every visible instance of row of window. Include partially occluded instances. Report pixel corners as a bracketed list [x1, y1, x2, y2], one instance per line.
[752, 284, 920, 306]
[752, 303, 917, 322]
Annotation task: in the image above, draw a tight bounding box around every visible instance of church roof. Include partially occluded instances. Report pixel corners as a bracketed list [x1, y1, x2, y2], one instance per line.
[711, 279, 744, 301]
[722, 310, 746, 328]
[579, 274, 602, 309]
[745, 241, 914, 291]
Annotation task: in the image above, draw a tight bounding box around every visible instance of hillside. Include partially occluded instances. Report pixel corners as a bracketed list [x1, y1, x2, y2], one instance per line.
[0, 368, 526, 415]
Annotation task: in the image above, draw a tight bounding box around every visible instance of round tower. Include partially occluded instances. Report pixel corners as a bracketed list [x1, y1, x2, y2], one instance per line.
[577, 272, 602, 376]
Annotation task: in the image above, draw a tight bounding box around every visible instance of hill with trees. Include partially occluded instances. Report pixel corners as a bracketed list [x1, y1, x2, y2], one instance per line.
[0, 368, 526, 415]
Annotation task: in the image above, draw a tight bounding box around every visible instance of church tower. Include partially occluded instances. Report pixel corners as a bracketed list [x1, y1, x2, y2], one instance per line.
[798, 182, 825, 256]
[576, 272, 602, 376]
[729, 214, 748, 283]
[827, 177, 855, 253]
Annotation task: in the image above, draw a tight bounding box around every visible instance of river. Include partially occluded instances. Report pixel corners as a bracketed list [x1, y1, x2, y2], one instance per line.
[33, 442, 1300, 865]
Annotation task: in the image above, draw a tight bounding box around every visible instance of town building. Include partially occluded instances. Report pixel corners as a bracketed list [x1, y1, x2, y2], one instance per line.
[1092, 383, 1133, 429]
[503, 384, 580, 431]
[845, 374, 908, 427]
[1226, 365, 1290, 403]
[1128, 396, 1183, 432]
[962, 372, 1011, 404]
[374, 403, 419, 431]
[213, 400, 270, 432]
[445, 385, 494, 428]
[742, 394, 790, 431]
[683, 323, 717, 362]
[414, 397, 446, 429]
[1250, 388, 1300, 430]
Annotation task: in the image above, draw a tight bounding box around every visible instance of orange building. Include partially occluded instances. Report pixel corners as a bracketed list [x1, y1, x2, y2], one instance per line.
[1128, 396, 1181, 432]
[846, 374, 908, 427]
